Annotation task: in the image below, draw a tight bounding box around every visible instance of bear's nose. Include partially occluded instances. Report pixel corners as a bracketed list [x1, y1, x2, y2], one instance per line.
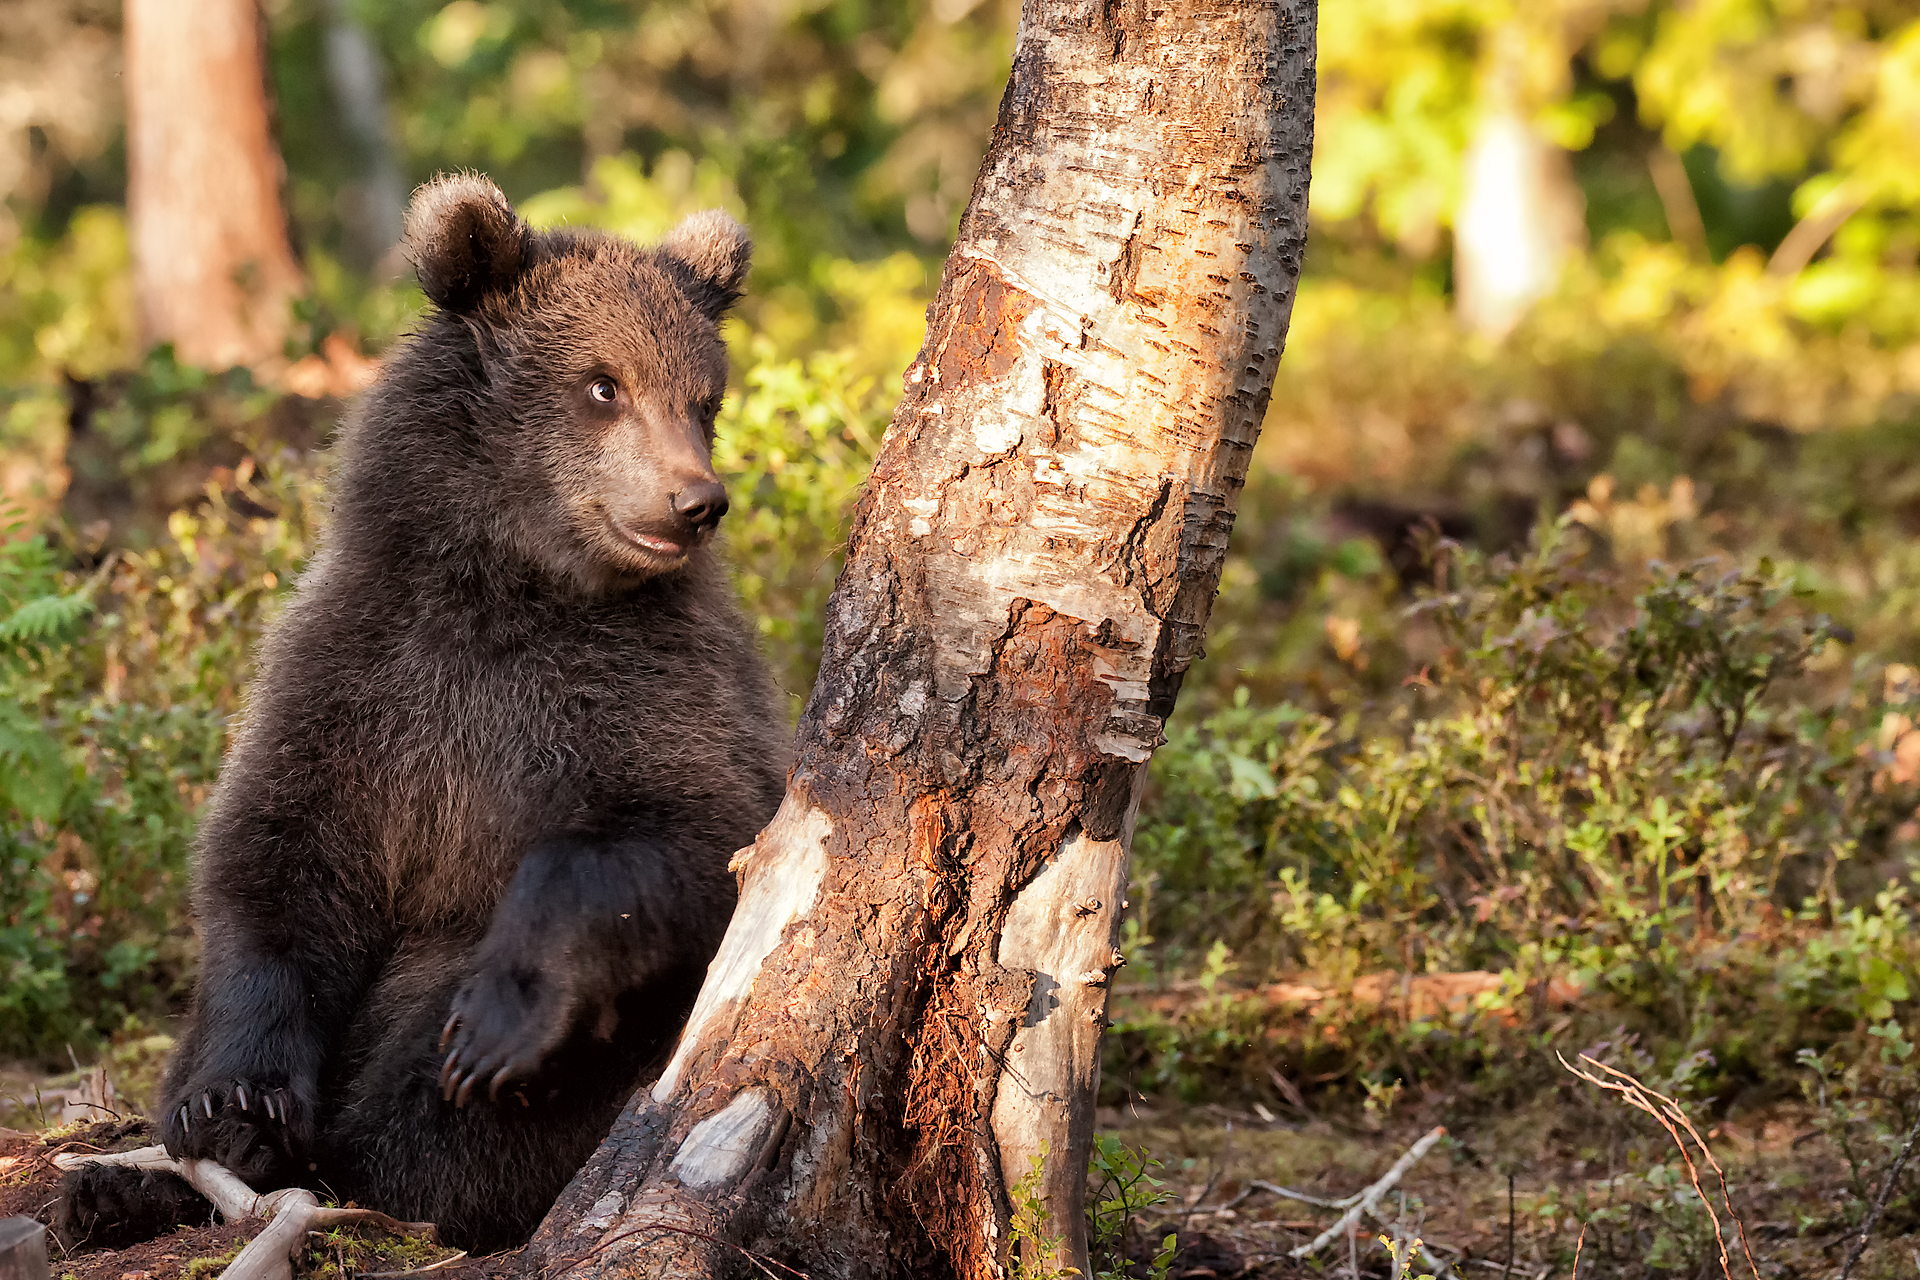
[671, 481, 730, 530]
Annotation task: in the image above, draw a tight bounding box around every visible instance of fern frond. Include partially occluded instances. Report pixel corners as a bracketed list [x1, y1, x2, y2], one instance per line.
[0, 592, 96, 647]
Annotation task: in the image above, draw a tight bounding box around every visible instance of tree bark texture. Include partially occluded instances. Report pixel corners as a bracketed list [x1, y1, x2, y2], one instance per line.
[529, 2, 1316, 1276]
[125, 0, 305, 370]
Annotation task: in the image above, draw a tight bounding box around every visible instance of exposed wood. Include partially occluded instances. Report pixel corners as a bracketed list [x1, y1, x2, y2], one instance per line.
[528, 0, 1317, 1276]
[124, 0, 305, 370]
[53, 1148, 438, 1280]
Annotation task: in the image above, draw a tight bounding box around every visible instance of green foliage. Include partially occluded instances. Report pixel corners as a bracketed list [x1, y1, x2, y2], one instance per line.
[714, 343, 889, 705]
[0, 463, 317, 1057]
[1116, 522, 1920, 1101]
[260, 0, 1015, 280]
[0, 511, 93, 824]
[182, 1240, 248, 1280]
[1087, 1135, 1177, 1280]
[0, 206, 134, 385]
[1002, 1139, 1177, 1280]
[1007, 1145, 1075, 1280]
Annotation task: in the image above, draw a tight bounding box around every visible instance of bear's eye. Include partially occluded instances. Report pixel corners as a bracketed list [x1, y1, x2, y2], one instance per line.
[588, 377, 619, 404]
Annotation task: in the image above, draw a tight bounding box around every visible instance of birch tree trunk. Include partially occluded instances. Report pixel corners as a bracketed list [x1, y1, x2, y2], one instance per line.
[1452, 24, 1586, 341]
[528, 1, 1316, 1275]
[125, 0, 305, 371]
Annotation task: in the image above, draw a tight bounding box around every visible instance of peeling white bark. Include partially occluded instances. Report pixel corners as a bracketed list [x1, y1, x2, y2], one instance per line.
[887, 115, 1298, 758]
[1453, 29, 1585, 340]
[990, 826, 1135, 1268]
[666, 1088, 785, 1190]
[1454, 110, 1585, 339]
[654, 798, 832, 1100]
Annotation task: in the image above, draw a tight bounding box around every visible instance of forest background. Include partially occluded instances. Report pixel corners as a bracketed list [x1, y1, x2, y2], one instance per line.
[7, 0, 1920, 1274]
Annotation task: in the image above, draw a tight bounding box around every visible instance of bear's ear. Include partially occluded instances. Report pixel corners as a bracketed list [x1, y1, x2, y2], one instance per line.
[657, 210, 753, 321]
[404, 173, 529, 313]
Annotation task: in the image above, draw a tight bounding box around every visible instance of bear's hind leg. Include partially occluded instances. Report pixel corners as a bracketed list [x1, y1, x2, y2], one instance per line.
[54, 1164, 214, 1252]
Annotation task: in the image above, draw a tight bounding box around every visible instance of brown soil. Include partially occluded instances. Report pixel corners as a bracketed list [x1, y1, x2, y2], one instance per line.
[1095, 1089, 1911, 1280]
[1, 1120, 254, 1280]
[0, 1121, 469, 1280]
[3, 1092, 1912, 1280]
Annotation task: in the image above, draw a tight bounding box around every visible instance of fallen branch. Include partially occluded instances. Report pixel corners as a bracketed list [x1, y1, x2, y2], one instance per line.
[1287, 1126, 1447, 1260]
[53, 1145, 440, 1280]
[1201, 1177, 1457, 1277]
[1122, 973, 1581, 1028]
[1248, 1173, 1449, 1272]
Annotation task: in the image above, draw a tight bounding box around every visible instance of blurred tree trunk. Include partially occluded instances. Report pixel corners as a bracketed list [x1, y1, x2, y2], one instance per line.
[323, 0, 406, 271]
[1454, 26, 1586, 340]
[124, 0, 304, 371]
[523, 1, 1316, 1277]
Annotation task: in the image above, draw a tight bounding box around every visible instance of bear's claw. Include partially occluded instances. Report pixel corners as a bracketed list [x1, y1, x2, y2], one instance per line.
[436, 964, 575, 1109]
[159, 1077, 308, 1184]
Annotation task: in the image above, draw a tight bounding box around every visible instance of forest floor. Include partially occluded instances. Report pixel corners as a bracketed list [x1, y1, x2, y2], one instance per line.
[1, 1094, 1908, 1280]
[0, 1120, 462, 1280]
[1100, 1093, 1910, 1280]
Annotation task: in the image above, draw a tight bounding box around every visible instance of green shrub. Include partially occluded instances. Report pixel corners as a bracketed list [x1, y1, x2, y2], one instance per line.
[0, 457, 317, 1056]
[713, 341, 888, 708]
[1117, 519, 1920, 1100]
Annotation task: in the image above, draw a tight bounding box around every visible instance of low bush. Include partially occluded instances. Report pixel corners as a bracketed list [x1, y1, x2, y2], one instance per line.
[0, 452, 317, 1054]
[1114, 520, 1920, 1105]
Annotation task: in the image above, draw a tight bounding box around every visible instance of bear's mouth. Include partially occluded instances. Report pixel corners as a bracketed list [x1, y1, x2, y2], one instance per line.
[607, 517, 691, 562]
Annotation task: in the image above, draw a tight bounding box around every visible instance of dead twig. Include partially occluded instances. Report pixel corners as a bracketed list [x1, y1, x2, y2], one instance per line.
[1289, 1126, 1447, 1260]
[54, 1144, 441, 1280]
[1248, 1180, 1345, 1210]
[1836, 1109, 1920, 1280]
[356, 1251, 469, 1277]
[1463, 1262, 1548, 1279]
[1268, 1066, 1315, 1119]
[1243, 1180, 1454, 1277]
[1557, 1053, 1760, 1280]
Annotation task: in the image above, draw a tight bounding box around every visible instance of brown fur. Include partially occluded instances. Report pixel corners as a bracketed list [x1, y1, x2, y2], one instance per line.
[66, 175, 787, 1254]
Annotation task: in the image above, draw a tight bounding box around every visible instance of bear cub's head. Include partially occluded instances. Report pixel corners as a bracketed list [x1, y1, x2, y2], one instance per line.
[401, 173, 752, 590]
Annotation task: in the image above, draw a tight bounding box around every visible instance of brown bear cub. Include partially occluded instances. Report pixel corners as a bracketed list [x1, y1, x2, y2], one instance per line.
[58, 174, 789, 1254]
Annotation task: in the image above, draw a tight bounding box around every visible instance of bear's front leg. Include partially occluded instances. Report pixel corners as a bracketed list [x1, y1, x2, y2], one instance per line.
[158, 846, 380, 1185]
[437, 832, 735, 1106]
[159, 944, 330, 1183]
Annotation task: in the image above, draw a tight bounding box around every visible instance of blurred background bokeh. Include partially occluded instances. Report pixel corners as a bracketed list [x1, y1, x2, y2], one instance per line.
[7, 0, 1920, 1180]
